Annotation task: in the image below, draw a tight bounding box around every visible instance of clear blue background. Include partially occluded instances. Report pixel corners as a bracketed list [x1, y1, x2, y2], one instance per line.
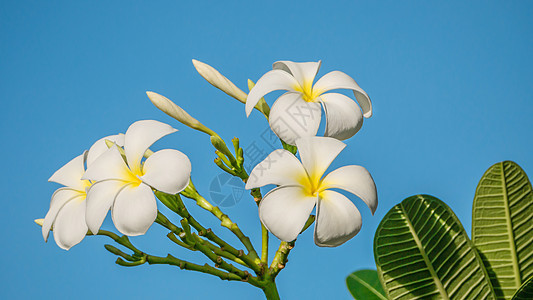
[1, 1, 532, 299]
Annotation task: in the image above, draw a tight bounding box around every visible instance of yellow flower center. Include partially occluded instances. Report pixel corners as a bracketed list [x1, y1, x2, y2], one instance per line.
[299, 171, 324, 197]
[125, 167, 143, 184]
[293, 80, 319, 102]
[81, 179, 92, 190]
[76, 180, 92, 202]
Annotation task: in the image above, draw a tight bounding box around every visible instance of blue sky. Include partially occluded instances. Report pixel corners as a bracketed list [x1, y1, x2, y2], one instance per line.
[1, 1, 532, 299]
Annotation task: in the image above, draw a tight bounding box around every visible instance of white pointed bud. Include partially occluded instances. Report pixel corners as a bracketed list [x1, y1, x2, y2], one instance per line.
[192, 59, 248, 103]
[146, 91, 216, 136]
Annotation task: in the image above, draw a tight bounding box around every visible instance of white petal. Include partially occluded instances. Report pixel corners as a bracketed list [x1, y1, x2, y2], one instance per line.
[85, 180, 126, 234]
[83, 145, 136, 182]
[124, 120, 177, 174]
[320, 93, 363, 140]
[245, 149, 308, 189]
[246, 69, 300, 117]
[52, 197, 88, 250]
[321, 165, 378, 214]
[268, 92, 321, 146]
[314, 190, 362, 247]
[313, 71, 372, 118]
[111, 183, 157, 236]
[43, 188, 84, 242]
[86, 134, 125, 167]
[296, 137, 346, 183]
[48, 153, 89, 191]
[259, 185, 316, 242]
[141, 149, 191, 194]
[273, 61, 321, 89]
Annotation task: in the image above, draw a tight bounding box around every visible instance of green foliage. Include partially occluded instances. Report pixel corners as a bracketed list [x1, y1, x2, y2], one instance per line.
[472, 161, 533, 299]
[347, 162, 533, 300]
[374, 195, 495, 300]
[346, 269, 387, 300]
[512, 276, 533, 300]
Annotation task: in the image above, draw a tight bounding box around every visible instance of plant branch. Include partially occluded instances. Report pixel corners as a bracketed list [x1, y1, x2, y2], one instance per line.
[146, 254, 242, 282]
[181, 183, 261, 264]
[156, 212, 248, 268]
[156, 192, 262, 275]
[267, 241, 295, 280]
[97, 229, 247, 282]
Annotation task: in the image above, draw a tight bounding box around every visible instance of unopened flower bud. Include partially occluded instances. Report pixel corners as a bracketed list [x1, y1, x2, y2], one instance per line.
[146, 91, 216, 136]
[104, 244, 124, 256]
[192, 59, 248, 103]
[210, 135, 236, 165]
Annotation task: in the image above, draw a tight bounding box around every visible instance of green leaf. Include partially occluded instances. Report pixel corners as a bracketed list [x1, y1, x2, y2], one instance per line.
[512, 276, 533, 300]
[346, 269, 387, 300]
[472, 161, 533, 299]
[374, 195, 496, 300]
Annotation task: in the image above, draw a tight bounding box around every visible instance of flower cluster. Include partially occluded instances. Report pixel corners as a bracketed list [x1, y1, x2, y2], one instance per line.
[39, 59, 376, 253]
[41, 120, 191, 249]
[244, 61, 377, 247]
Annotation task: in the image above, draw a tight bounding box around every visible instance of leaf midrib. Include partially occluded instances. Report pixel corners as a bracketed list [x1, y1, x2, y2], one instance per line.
[400, 198, 450, 300]
[501, 162, 522, 286]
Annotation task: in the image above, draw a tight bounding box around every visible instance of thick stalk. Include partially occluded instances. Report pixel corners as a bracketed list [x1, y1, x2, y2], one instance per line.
[267, 241, 295, 280]
[262, 280, 280, 300]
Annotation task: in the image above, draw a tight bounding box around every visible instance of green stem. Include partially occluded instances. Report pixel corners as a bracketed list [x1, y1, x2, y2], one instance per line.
[248, 188, 268, 269]
[96, 230, 244, 282]
[267, 241, 295, 280]
[147, 254, 242, 282]
[97, 230, 141, 255]
[261, 224, 269, 265]
[156, 212, 248, 268]
[166, 232, 196, 250]
[181, 187, 261, 263]
[190, 233, 263, 287]
[262, 280, 280, 300]
[157, 192, 262, 274]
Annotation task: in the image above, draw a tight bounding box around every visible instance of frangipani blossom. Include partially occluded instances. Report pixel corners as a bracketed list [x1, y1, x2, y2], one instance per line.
[83, 120, 191, 236]
[42, 134, 124, 250]
[246, 61, 372, 145]
[246, 137, 377, 247]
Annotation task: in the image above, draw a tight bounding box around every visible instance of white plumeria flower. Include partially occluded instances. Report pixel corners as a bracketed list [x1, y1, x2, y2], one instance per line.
[245, 136, 377, 247]
[246, 61, 372, 145]
[42, 134, 124, 250]
[82, 120, 191, 236]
